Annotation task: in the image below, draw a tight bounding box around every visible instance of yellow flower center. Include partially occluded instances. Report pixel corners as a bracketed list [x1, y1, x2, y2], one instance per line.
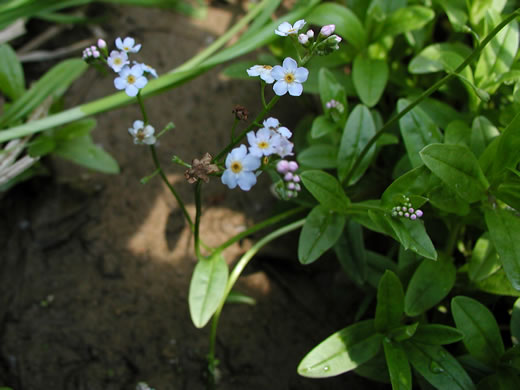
[231, 161, 242, 173]
[124, 46, 130, 51]
[126, 75, 136, 84]
[136, 129, 145, 140]
[262, 65, 273, 70]
[114, 58, 122, 65]
[284, 73, 295, 83]
[258, 141, 269, 149]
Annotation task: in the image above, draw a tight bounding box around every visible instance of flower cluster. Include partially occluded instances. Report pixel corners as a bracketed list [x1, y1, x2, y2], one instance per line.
[82, 36, 158, 97]
[276, 160, 301, 198]
[247, 58, 308, 97]
[325, 99, 344, 113]
[221, 117, 294, 191]
[391, 197, 424, 220]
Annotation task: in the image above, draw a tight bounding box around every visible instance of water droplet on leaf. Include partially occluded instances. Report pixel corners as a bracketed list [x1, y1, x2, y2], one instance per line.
[429, 361, 444, 374]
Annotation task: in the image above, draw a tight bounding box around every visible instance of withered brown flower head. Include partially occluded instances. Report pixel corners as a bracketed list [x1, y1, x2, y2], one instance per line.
[184, 153, 219, 184]
[232, 105, 249, 121]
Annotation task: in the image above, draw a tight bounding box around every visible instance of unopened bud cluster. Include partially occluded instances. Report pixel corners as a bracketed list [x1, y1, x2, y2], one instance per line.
[391, 197, 423, 220]
[277, 160, 301, 198]
[82, 45, 101, 60]
[325, 99, 344, 113]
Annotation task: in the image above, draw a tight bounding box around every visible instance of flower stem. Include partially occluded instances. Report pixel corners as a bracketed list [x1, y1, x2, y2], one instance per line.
[149, 145, 194, 230]
[230, 118, 239, 142]
[136, 93, 148, 125]
[206, 217, 306, 386]
[194, 180, 202, 258]
[343, 9, 520, 185]
[213, 95, 280, 162]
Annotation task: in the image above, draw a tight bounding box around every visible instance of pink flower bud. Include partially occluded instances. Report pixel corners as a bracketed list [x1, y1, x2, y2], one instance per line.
[292, 175, 300, 183]
[415, 210, 423, 218]
[408, 208, 414, 213]
[298, 34, 309, 45]
[320, 24, 335, 37]
[287, 182, 295, 190]
[295, 184, 301, 191]
[276, 160, 289, 174]
[306, 30, 314, 39]
[332, 35, 342, 43]
[97, 39, 107, 49]
[410, 214, 417, 220]
[288, 161, 299, 172]
[284, 172, 294, 182]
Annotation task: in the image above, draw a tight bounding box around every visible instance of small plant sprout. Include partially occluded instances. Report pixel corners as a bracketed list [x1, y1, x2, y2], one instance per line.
[221, 145, 261, 191]
[115, 36, 142, 53]
[128, 120, 156, 145]
[115, 64, 148, 97]
[275, 19, 306, 36]
[271, 57, 309, 96]
[246, 64, 275, 84]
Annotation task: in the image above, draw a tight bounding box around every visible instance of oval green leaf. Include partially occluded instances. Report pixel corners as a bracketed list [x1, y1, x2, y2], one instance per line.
[300, 170, 350, 213]
[375, 270, 404, 332]
[383, 339, 412, 390]
[352, 55, 388, 107]
[189, 252, 229, 328]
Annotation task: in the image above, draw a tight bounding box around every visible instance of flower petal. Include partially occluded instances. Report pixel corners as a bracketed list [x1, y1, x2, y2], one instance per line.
[288, 82, 303, 96]
[294, 67, 309, 82]
[143, 136, 156, 145]
[115, 37, 123, 50]
[131, 43, 142, 53]
[125, 85, 139, 97]
[293, 19, 306, 30]
[246, 131, 256, 147]
[134, 76, 148, 89]
[236, 171, 257, 191]
[270, 65, 284, 80]
[282, 57, 297, 71]
[123, 37, 135, 48]
[114, 77, 126, 90]
[221, 170, 237, 189]
[273, 80, 288, 96]
[133, 120, 144, 129]
[242, 154, 261, 171]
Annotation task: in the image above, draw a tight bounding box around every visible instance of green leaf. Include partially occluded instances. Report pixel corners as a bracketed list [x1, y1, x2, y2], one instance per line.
[477, 369, 520, 390]
[436, 0, 468, 31]
[420, 143, 489, 203]
[225, 290, 256, 305]
[28, 135, 56, 157]
[0, 43, 25, 100]
[412, 324, 465, 345]
[404, 341, 476, 390]
[334, 220, 367, 286]
[300, 170, 350, 213]
[451, 296, 505, 365]
[365, 249, 398, 289]
[404, 255, 456, 316]
[495, 174, 520, 210]
[409, 43, 470, 74]
[427, 178, 471, 216]
[375, 270, 405, 332]
[470, 116, 499, 157]
[475, 11, 519, 88]
[318, 67, 347, 119]
[398, 99, 443, 168]
[474, 269, 520, 297]
[355, 352, 391, 383]
[298, 320, 383, 378]
[297, 144, 338, 169]
[468, 234, 501, 282]
[383, 339, 412, 390]
[388, 323, 420, 342]
[491, 111, 520, 178]
[387, 218, 437, 261]
[445, 121, 471, 147]
[298, 206, 346, 265]
[337, 104, 376, 184]
[484, 208, 520, 290]
[352, 54, 388, 107]
[310, 115, 338, 139]
[382, 165, 431, 206]
[379, 6, 435, 38]
[306, 3, 366, 50]
[0, 58, 87, 128]
[512, 298, 520, 345]
[188, 252, 229, 328]
[54, 134, 119, 174]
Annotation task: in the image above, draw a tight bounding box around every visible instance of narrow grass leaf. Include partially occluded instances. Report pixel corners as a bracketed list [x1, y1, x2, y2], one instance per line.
[0, 43, 25, 100]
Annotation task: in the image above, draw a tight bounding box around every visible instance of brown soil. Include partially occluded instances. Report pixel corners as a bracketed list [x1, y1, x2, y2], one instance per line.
[0, 4, 382, 390]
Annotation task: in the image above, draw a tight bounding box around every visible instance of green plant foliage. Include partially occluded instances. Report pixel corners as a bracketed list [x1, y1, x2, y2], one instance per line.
[375, 270, 404, 332]
[452, 296, 505, 366]
[188, 252, 229, 328]
[383, 339, 412, 390]
[297, 320, 383, 378]
[404, 255, 456, 316]
[300, 170, 350, 213]
[352, 55, 388, 107]
[298, 205, 345, 265]
[412, 324, 465, 345]
[334, 220, 366, 287]
[0, 44, 25, 101]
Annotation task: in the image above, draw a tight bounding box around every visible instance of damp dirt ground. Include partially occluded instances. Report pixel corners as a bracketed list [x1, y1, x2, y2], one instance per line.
[0, 3, 384, 389]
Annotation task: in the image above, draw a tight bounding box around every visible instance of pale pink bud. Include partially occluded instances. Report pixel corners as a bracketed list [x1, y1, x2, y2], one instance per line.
[332, 35, 342, 43]
[288, 161, 299, 172]
[97, 39, 107, 49]
[298, 34, 309, 45]
[277, 160, 290, 174]
[320, 24, 335, 37]
[284, 172, 294, 182]
[410, 214, 417, 220]
[415, 210, 423, 218]
[287, 182, 295, 190]
[306, 30, 314, 39]
[295, 184, 301, 191]
[292, 175, 300, 183]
